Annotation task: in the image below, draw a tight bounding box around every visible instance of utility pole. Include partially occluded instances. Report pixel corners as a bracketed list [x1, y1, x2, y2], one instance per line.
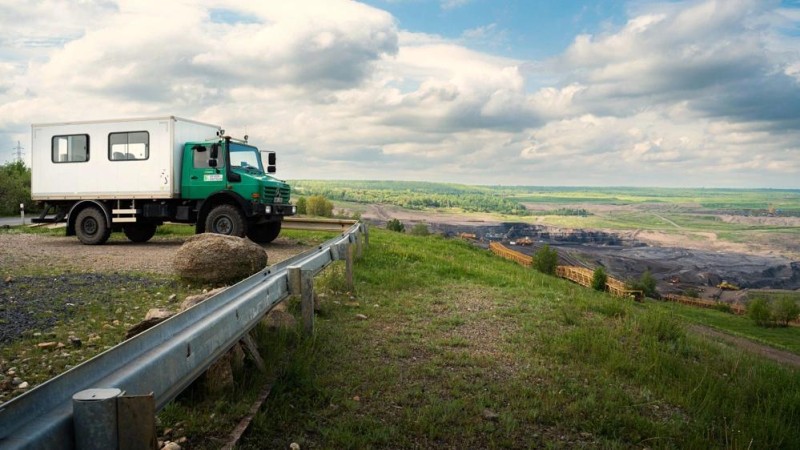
[12, 140, 25, 163]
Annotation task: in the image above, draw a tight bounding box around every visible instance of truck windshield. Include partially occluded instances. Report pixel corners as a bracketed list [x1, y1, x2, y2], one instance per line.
[229, 143, 264, 173]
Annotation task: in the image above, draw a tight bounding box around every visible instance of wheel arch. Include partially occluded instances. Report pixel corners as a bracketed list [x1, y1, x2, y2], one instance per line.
[67, 201, 111, 236]
[195, 191, 250, 234]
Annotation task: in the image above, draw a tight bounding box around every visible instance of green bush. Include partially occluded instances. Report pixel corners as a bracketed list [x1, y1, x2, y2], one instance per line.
[409, 223, 430, 236]
[306, 195, 333, 217]
[295, 197, 307, 215]
[386, 218, 405, 233]
[628, 269, 658, 299]
[533, 244, 558, 275]
[0, 161, 34, 216]
[772, 297, 800, 327]
[591, 267, 607, 291]
[748, 298, 774, 327]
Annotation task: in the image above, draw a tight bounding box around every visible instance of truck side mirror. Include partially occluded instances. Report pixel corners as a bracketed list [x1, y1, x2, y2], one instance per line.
[208, 159, 218, 168]
[210, 143, 219, 159]
[268, 152, 276, 166]
[267, 165, 276, 173]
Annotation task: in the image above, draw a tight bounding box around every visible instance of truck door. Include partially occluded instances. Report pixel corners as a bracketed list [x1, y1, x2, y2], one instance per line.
[182, 144, 225, 199]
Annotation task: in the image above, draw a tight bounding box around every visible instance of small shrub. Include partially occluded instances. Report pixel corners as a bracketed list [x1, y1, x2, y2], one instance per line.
[295, 197, 307, 215]
[748, 298, 774, 327]
[711, 303, 733, 314]
[591, 267, 607, 291]
[628, 270, 658, 299]
[684, 288, 700, 298]
[386, 218, 405, 233]
[772, 297, 800, 327]
[533, 244, 558, 275]
[410, 223, 430, 236]
[306, 195, 334, 217]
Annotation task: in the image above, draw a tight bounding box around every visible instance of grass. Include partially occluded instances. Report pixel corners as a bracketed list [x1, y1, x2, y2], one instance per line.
[233, 229, 800, 449]
[650, 301, 800, 354]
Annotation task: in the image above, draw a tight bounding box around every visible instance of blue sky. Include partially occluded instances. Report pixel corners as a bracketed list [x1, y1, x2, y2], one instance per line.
[1, 0, 799, 187]
[363, 0, 628, 59]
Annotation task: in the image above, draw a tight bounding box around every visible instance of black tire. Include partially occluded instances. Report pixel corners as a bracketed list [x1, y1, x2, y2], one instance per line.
[205, 204, 247, 237]
[247, 221, 282, 243]
[75, 207, 111, 245]
[123, 223, 158, 243]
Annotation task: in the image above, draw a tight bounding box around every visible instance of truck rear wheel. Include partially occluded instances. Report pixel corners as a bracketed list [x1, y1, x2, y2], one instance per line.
[247, 221, 281, 244]
[205, 204, 247, 237]
[123, 223, 158, 243]
[75, 207, 111, 245]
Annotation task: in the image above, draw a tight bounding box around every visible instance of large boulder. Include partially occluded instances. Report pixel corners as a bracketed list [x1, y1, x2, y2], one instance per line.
[174, 234, 267, 283]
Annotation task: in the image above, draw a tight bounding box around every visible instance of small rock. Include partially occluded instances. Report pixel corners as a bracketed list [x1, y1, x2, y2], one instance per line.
[168, 294, 177, 302]
[355, 314, 368, 320]
[56, 342, 66, 349]
[69, 337, 82, 348]
[33, 332, 42, 337]
[482, 408, 499, 421]
[180, 288, 226, 311]
[36, 342, 57, 350]
[112, 320, 121, 326]
[4, 276, 12, 284]
[162, 442, 181, 450]
[145, 308, 174, 321]
[352, 395, 361, 402]
[17, 381, 29, 389]
[11, 377, 22, 386]
[290, 443, 300, 450]
[176, 437, 187, 444]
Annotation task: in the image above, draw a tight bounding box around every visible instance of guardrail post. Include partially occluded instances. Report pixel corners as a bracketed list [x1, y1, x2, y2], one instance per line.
[301, 269, 314, 335]
[345, 243, 354, 291]
[287, 266, 302, 295]
[73, 388, 122, 450]
[355, 232, 363, 259]
[362, 223, 369, 246]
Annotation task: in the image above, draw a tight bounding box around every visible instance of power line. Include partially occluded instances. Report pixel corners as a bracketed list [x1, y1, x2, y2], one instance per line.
[12, 140, 25, 163]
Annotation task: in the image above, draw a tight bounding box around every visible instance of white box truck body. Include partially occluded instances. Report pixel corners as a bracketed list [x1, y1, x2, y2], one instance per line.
[30, 116, 295, 245]
[32, 116, 220, 200]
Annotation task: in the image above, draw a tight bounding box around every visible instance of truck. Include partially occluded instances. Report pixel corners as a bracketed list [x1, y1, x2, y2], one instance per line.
[31, 116, 295, 245]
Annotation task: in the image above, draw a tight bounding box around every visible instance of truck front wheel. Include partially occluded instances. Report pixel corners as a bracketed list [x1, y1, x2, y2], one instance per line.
[123, 223, 158, 243]
[205, 204, 247, 237]
[75, 207, 111, 245]
[247, 221, 281, 244]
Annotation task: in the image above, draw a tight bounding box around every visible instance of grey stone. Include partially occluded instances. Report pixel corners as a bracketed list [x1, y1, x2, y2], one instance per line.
[173, 234, 267, 283]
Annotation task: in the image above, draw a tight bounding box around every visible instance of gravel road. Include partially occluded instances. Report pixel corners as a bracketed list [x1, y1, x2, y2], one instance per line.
[0, 233, 311, 275]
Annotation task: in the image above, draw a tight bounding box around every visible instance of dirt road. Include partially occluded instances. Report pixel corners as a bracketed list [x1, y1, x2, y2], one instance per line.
[0, 233, 312, 275]
[689, 325, 800, 368]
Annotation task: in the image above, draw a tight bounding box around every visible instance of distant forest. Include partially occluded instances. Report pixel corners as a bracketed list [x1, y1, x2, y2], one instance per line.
[291, 180, 530, 216]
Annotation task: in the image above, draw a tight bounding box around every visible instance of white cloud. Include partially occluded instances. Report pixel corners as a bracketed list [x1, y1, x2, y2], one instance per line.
[0, 0, 798, 186]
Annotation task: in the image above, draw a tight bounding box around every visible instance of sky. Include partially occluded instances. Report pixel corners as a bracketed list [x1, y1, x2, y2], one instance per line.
[0, 0, 799, 188]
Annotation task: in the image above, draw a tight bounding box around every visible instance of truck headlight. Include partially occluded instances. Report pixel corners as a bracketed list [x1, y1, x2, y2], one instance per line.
[265, 205, 272, 214]
[292, 206, 297, 214]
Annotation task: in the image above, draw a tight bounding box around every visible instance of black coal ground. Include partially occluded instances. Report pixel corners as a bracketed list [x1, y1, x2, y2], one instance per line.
[0, 274, 173, 344]
[429, 222, 800, 293]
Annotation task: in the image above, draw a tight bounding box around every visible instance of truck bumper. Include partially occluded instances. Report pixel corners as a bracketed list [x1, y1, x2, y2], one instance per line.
[252, 202, 296, 218]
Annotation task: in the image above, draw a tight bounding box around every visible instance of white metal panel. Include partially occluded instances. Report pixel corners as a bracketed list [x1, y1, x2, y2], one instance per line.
[31, 116, 220, 201]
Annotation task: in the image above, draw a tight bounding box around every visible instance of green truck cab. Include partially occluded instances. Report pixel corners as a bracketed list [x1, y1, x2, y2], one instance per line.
[182, 136, 294, 243]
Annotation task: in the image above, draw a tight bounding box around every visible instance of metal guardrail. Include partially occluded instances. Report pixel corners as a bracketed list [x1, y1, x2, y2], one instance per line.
[0, 222, 366, 449]
[282, 217, 357, 232]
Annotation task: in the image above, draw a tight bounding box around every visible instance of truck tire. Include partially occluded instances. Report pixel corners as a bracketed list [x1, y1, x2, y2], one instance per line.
[75, 207, 111, 245]
[123, 223, 158, 243]
[247, 221, 281, 244]
[205, 204, 247, 237]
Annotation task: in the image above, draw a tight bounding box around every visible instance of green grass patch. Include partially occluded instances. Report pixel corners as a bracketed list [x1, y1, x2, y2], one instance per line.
[652, 300, 800, 354]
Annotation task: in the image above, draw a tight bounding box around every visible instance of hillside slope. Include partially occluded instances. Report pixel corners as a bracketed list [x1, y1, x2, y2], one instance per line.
[242, 229, 799, 449]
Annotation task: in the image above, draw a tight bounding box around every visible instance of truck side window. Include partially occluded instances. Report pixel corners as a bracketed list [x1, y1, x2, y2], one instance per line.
[51, 135, 89, 163]
[109, 131, 149, 161]
[193, 145, 224, 169]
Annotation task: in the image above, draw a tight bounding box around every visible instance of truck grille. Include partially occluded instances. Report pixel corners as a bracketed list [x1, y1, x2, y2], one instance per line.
[264, 185, 291, 203]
